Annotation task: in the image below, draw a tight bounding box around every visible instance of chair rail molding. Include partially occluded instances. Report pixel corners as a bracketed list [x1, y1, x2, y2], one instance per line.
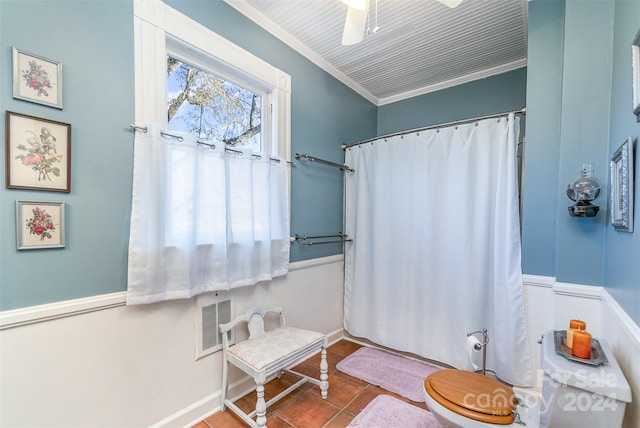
[0, 254, 344, 330]
[0, 292, 127, 331]
[522, 274, 555, 288]
[553, 281, 603, 299]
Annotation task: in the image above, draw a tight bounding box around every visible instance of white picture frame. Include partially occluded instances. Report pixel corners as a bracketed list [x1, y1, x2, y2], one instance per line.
[610, 137, 635, 232]
[16, 200, 65, 250]
[12, 47, 63, 109]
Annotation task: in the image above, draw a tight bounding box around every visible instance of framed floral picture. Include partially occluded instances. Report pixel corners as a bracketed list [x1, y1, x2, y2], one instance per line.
[12, 47, 63, 109]
[5, 111, 71, 192]
[16, 201, 65, 250]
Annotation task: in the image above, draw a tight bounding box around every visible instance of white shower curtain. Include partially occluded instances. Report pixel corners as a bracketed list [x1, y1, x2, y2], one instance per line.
[344, 113, 533, 386]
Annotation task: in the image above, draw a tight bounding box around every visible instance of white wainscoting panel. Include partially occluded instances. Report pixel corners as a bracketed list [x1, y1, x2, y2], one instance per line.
[0, 255, 345, 428]
[552, 281, 603, 338]
[601, 290, 640, 428]
[522, 274, 554, 383]
[3, 266, 637, 428]
[523, 275, 640, 428]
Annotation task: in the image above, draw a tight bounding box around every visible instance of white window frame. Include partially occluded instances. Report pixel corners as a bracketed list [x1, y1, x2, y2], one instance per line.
[133, 0, 291, 159]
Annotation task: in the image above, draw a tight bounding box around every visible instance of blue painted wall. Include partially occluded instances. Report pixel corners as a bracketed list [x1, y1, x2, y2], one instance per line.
[604, 0, 640, 323]
[0, 1, 135, 310]
[2, 0, 637, 326]
[524, 0, 640, 325]
[555, 0, 613, 286]
[376, 68, 527, 136]
[0, 0, 376, 310]
[521, 0, 564, 278]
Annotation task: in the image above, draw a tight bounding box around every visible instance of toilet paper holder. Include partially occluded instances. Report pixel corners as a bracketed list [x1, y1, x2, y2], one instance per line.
[467, 328, 489, 376]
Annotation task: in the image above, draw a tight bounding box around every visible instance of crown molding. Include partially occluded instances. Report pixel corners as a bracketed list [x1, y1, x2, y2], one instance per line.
[377, 59, 528, 106]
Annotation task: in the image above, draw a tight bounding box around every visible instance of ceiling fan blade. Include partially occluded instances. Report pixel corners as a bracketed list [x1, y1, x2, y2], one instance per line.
[342, 0, 367, 10]
[436, 0, 464, 8]
[342, 5, 368, 45]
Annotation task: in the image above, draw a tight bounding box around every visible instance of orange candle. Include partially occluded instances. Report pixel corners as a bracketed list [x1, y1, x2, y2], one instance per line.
[572, 330, 592, 359]
[569, 319, 586, 330]
[566, 328, 578, 348]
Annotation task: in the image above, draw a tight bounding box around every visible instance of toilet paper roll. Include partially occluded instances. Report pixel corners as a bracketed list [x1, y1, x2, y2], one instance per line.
[467, 335, 483, 371]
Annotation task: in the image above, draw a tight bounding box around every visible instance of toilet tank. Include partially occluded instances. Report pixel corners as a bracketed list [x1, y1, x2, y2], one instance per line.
[539, 331, 631, 428]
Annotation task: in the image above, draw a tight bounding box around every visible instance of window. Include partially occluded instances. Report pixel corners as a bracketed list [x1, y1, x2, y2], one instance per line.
[132, 2, 290, 158]
[166, 56, 265, 153]
[127, 1, 291, 305]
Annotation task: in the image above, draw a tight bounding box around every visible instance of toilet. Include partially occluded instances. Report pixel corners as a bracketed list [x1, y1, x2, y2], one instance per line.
[423, 331, 632, 428]
[423, 369, 526, 427]
[539, 331, 631, 428]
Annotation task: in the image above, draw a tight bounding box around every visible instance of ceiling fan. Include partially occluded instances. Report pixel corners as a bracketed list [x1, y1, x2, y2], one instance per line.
[341, 0, 464, 45]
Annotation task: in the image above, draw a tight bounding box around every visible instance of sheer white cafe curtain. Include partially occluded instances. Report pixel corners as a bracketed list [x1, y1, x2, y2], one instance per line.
[126, 124, 289, 305]
[344, 113, 533, 386]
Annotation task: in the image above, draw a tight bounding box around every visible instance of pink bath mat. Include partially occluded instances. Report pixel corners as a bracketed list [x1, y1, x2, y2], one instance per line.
[348, 395, 444, 427]
[337, 347, 440, 402]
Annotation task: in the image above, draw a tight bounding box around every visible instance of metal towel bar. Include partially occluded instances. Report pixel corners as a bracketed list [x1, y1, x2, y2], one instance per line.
[295, 153, 354, 173]
[292, 233, 353, 246]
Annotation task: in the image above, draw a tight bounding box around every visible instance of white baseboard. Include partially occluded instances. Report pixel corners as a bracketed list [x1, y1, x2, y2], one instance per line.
[152, 391, 220, 428]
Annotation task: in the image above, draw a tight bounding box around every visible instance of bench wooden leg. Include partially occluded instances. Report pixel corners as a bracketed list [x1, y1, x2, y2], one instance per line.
[255, 384, 267, 427]
[221, 356, 228, 411]
[320, 348, 329, 399]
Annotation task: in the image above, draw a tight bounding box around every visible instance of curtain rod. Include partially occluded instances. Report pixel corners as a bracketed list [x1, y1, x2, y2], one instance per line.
[341, 107, 526, 150]
[129, 124, 281, 163]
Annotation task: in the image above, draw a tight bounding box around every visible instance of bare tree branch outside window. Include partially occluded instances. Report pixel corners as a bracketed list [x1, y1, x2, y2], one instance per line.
[166, 56, 262, 151]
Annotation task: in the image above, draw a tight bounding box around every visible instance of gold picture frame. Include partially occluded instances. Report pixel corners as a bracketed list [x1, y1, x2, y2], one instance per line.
[5, 111, 71, 192]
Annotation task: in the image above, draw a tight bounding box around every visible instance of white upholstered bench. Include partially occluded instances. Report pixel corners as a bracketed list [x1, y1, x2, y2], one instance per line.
[219, 306, 328, 427]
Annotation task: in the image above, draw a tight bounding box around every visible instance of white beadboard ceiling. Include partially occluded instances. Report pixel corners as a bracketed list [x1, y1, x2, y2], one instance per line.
[225, 0, 528, 106]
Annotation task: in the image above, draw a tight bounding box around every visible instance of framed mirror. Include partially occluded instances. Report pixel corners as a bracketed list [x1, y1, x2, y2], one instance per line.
[610, 137, 635, 232]
[633, 30, 640, 121]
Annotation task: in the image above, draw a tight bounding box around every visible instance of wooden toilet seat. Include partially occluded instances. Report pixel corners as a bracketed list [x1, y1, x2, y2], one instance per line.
[424, 369, 516, 425]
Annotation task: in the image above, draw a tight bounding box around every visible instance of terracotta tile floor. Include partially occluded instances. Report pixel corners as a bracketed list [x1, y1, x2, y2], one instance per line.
[194, 340, 430, 428]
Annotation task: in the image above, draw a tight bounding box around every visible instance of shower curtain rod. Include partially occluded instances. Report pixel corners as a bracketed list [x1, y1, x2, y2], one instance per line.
[341, 107, 526, 150]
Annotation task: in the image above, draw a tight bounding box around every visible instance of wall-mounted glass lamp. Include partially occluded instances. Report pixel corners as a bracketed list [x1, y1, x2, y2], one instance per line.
[567, 164, 601, 217]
